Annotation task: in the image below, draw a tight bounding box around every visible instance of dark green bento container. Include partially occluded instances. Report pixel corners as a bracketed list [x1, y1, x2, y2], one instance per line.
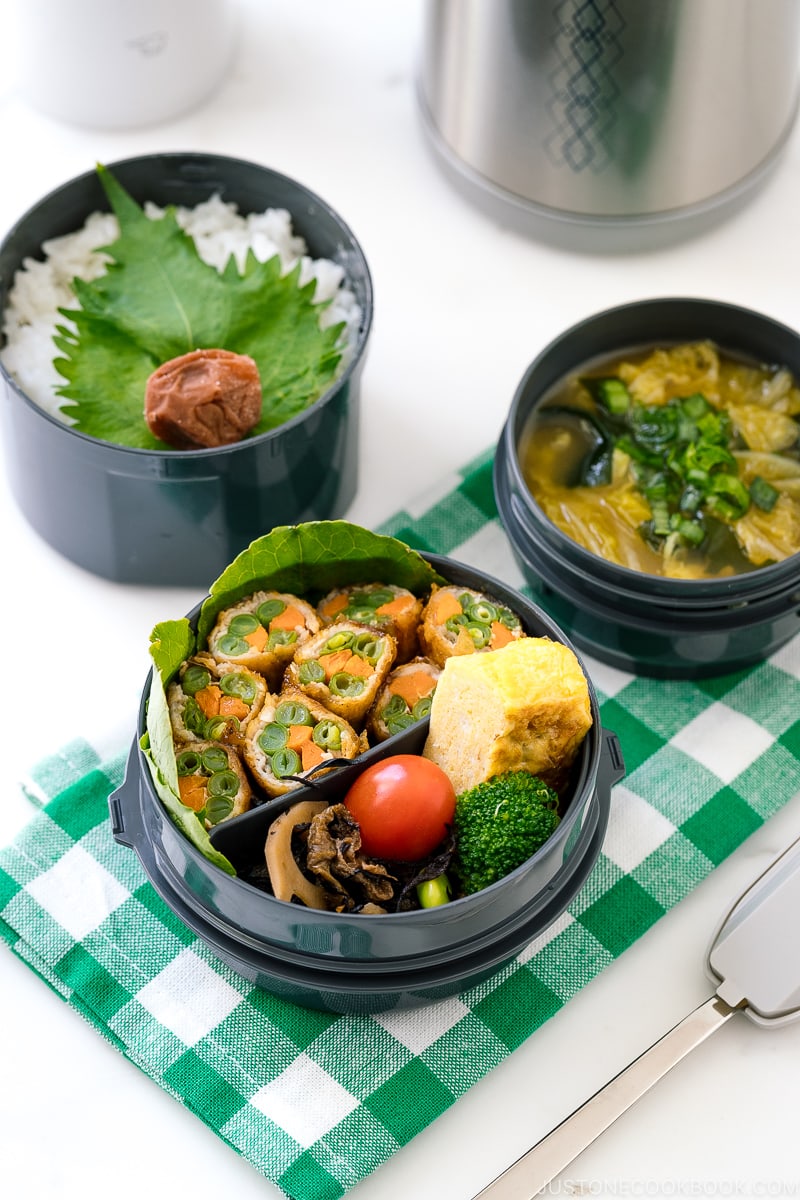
[0, 153, 373, 585]
[495, 298, 800, 679]
[109, 553, 624, 1014]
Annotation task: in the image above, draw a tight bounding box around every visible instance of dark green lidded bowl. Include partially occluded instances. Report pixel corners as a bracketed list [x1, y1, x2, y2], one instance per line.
[0, 152, 373, 585]
[494, 298, 800, 679]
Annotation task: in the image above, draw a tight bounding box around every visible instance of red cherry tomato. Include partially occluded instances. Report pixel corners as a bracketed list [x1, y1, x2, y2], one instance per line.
[343, 754, 456, 862]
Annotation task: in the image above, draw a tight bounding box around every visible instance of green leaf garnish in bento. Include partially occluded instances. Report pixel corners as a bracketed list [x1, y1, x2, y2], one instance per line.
[52, 164, 345, 448]
[149, 617, 195, 688]
[141, 666, 236, 876]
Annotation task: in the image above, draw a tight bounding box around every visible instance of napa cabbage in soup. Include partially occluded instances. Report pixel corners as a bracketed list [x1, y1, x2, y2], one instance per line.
[519, 341, 800, 579]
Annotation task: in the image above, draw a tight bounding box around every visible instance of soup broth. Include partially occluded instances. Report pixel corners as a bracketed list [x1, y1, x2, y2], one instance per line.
[519, 341, 800, 579]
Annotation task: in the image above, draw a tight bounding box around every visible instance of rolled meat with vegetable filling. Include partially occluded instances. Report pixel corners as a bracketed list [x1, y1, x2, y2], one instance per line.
[317, 583, 423, 661]
[174, 740, 252, 827]
[419, 585, 525, 668]
[284, 621, 397, 726]
[366, 656, 441, 742]
[168, 653, 268, 746]
[244, 687, 365, 797]
[207, 591, 320, 685]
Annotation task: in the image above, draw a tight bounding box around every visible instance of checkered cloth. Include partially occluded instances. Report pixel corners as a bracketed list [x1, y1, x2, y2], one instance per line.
[3, 448, 800, 1200]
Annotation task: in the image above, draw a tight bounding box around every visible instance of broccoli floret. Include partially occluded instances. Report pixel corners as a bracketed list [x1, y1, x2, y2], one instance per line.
[453, 771, 560, 895]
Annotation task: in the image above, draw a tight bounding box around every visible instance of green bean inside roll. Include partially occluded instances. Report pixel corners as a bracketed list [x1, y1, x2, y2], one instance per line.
[175, 740, 252, 827]
[366, 656, 441, 742]
[207, 592, 320, 686]
[419, 586, 525, 667]
[167, 654, 267, 745]
[243, 687, 364, 797]
[284, 621, 397, 726]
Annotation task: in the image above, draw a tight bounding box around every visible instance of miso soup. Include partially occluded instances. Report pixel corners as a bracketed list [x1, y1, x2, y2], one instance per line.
[519, 341, 800, 579]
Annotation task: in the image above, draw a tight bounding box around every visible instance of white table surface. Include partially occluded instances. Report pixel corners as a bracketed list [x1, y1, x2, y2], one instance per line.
[2, 3, 800, 1197]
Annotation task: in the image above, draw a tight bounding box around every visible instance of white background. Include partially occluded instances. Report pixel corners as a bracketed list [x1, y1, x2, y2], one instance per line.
[1, 2, 800, 1198]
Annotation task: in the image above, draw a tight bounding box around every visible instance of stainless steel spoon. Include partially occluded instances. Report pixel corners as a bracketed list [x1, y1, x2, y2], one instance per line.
[474, 832, 800, 1199]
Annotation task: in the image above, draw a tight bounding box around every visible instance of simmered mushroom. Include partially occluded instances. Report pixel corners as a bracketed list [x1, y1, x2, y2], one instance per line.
[305, 804, 395, 908]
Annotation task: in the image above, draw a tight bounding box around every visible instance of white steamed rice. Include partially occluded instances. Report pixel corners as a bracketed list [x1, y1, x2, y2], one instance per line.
[0, 194, 362, 424]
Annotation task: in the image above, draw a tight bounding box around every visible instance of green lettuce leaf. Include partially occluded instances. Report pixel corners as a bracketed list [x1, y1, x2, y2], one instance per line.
[53, 164, 345, 448]
[149, 617, 196, 688]
[142, 665, 236, 875]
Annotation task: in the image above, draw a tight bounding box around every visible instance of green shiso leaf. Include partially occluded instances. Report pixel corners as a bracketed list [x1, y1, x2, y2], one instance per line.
[195, 520, 447, 644]
[146, 521, 444, 874]
[142, 666, 236, 876]
[53, 163, 346, 448]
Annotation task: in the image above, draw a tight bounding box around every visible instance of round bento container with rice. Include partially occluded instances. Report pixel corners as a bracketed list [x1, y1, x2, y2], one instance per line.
[0, 152, 374, 584]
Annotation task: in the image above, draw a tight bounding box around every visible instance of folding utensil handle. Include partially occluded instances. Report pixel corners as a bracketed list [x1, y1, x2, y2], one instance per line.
[475, 828, 800, 1197]
[473, 994, 738, 1199]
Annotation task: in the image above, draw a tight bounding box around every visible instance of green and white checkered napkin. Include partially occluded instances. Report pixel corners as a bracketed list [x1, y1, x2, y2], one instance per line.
[3, 448, 800, 1200]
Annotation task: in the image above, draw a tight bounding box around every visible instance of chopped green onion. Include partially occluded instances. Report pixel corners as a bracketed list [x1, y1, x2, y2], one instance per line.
[629, 404, 679, 451]
[680, 392, 710, 419]
[679, 484, 704, 515]
[678, 519, 706, 546]
[749, 475, 780, 512]
[707, 474, 750, 520]
[574, 382, 768, 553]
[582, 376, 632, 414]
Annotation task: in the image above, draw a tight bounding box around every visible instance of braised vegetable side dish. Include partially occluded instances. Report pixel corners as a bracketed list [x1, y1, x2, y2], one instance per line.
[142, 521, 593, 911]
[520, 341, 800, 578]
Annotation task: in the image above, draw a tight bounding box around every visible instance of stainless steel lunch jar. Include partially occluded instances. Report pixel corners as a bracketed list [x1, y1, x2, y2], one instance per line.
[418, 0, 800, 247]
